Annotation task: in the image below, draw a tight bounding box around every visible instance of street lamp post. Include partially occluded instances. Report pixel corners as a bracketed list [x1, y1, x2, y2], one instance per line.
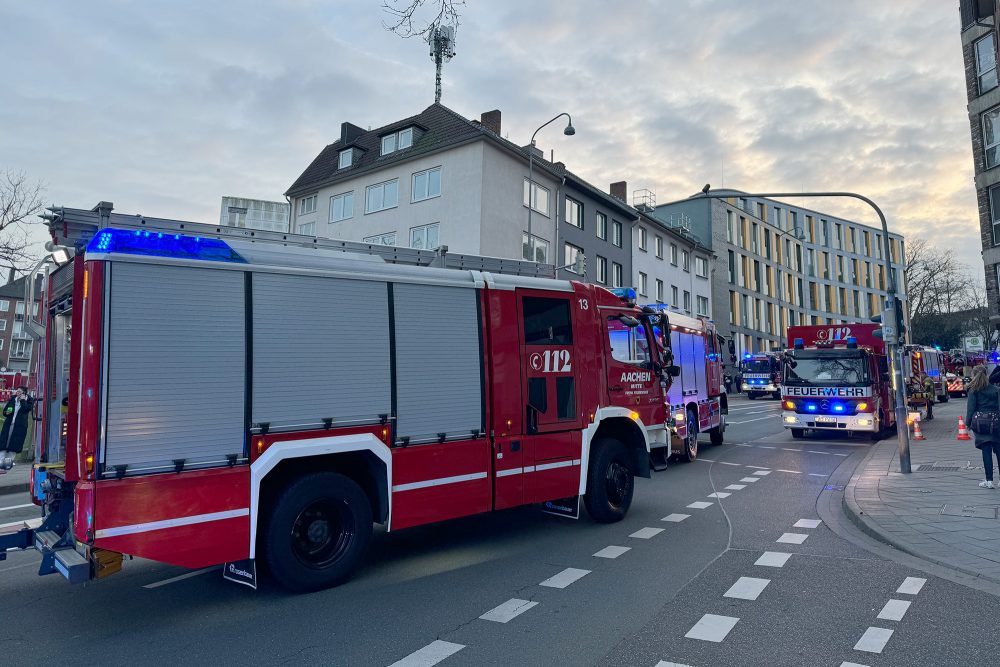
[699, 188, 912, 474]
[526, 113, 575, 262]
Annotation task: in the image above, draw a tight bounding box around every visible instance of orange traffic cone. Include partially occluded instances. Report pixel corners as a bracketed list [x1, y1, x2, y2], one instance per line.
[957, 416, 972, 441]
[912, 419, 926, 441]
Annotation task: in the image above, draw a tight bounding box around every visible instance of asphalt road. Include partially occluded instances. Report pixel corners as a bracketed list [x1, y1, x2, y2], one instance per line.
[1, 395, 998, 666]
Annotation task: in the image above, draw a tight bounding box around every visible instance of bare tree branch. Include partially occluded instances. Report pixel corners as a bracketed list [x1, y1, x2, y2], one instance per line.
[381, 0, 464, 38]
[0, 169, 45, 277]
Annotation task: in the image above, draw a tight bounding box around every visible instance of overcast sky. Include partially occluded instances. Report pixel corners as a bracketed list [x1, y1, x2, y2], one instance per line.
[0, 0, 977, 272]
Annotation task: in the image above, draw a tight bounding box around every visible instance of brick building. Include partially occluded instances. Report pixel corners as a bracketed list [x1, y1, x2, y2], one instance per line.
[0, 275, 41, 389]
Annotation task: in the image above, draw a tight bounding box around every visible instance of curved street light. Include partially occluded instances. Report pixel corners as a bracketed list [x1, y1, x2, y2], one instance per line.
[525, 113, 575, 263]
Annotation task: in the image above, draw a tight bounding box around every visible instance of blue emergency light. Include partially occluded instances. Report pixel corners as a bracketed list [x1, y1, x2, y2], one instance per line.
[87, 228, 247, 263]
[610, 287, 638, 305]
[806, 403, 818, 412]
[832, 403, 845, 413]
[743, 354, 752, 360]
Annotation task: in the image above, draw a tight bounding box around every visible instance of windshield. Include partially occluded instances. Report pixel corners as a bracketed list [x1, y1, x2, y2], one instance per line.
[785, 353, 869, 386]
[741, 359, 774, 374]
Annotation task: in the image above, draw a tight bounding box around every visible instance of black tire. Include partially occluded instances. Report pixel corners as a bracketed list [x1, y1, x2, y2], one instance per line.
[939, 393, 950, 403]
[584, 437, 634, 523]
[263, 472, 373, 593]
[748, 393, 757, 400]
[791, 428, 805, 439]
[682, 407, 700, 461]
[709, 415, 724, 447]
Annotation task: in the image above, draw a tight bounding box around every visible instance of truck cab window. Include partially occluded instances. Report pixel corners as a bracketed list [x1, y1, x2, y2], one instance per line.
[522, 297, 573, 345]
[607, 316, 651, 364]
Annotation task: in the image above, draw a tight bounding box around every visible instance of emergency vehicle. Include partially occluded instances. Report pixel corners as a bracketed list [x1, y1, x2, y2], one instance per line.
[739, 352, 783, 399]
[780, 324, 895, 440]
[643, 305, 727, 462]
[903, 345, 948, 403]
[0, 202, 693, 593]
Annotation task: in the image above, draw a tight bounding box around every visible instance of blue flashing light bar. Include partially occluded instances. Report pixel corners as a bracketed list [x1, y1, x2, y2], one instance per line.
[743, 353, 752, 360]
[610, 287, 638, 304]
[832, 403, 845, 413]
[87, 228, 247, 264]
[805, 403, 818, 412]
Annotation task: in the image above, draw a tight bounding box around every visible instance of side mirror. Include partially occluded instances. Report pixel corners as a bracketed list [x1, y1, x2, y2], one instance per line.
[667, 365, 681, 377]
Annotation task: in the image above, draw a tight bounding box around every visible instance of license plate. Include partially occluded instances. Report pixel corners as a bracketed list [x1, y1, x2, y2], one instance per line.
[815, 416, 837, 423]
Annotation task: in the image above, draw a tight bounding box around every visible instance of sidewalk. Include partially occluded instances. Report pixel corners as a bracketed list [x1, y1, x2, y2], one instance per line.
[844, 399, 1000, 584]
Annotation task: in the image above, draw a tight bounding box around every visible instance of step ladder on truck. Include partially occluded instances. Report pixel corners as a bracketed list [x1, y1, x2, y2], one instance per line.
[0, 201, 695, 592]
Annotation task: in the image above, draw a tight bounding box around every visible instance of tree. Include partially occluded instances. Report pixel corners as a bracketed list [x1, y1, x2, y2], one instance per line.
[959, 284, 997, 352]
[903, 238, 973, 319]
[0, 170, 44, 277]
[382, 0, 465, 39]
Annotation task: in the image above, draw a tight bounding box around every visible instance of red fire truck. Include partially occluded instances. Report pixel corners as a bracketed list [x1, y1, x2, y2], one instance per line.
[1, 203, 696, 593]
[780, 324, 895, 440]
[739, 352, 783, 399]
[902, 345, 949, 403]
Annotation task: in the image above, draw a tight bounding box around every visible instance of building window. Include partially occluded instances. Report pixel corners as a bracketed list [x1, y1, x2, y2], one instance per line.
[655, 236, 663, 258]
[670, 244, 678, 265]
[381, 127, 414, 155]
[986, 107, 1000, 169]
[977, 34, 999, 94]
[596, 212, 607, 240]
[638, 272, 648, 296]
[612, 262, 623, 288]
[564, 242, 584, 273]
[596, 255, 608, 284]
[0, 338, 4, 350]
[0, 300, 9, 312]
[696, 296, 709, 317]
[612, 220, 623, 247]
[298, 222, 316, 236]
[655, 279, 664, 302]
[638, 226, 647, 251]
[0, 320, 6, 331]
[365, 179, 399, 214]
[672, 285, 679, 307]
[728, 250, 735, 283]
[329, 192, 354, 222]
[522, 233, 549, 263]
[523, 179, 551, 216]
[727, 211, 734, 242]
[298, 194, 317, 215]
[565, 197, 583, 228]
[10, 339, 27, 359]
[695, 256, 708, 278]
[411, 167, 442, 202]
[410, 223, 440, 250]
[363, 232, 397, 246]
[990, 185, 1000, 245]
[683, 290, 691, 313]
[338, 149, 353, 169]
[682, 250, 690, 272]
[756, 202, 765, 219]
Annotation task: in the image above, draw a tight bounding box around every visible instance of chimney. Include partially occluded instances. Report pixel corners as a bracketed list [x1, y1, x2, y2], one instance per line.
[340, 122, 365, 145]
[610, 181, 627, 202]
[6, 268, 14, 285]
[554, 161, 566, 171]
[480, 110, 501, 134]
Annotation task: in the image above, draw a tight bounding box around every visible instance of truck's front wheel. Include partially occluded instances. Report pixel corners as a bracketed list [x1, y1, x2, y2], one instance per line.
[584, 438, 634, 523]
[263, 472, 373, 593]
[791, 428, 805, 439]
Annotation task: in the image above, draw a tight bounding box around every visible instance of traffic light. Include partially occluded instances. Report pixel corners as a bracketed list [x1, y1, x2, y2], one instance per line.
[871, 297, 906, 344]
[894, 298, 907, 342]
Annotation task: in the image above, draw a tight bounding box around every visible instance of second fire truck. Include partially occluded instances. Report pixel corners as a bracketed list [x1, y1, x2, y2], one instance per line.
[739, 352, 783, 399]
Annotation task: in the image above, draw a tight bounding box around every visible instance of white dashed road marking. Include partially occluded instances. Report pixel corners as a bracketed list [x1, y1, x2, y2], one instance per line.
[696, 458, 717, 463]
[719, 462, 740, 466]
[655, 662, 696, 667]
[752, 470, 771, 476]
[777, 533, 808, 544]
[143, 567, 215, 589]
[777, 469, 802, 474]
[389, 640, 465, 667]
[877, 599, 911, 621]
[593, 545, 631, 559]
[808, 450, 831, 455]
[854, 627, 894, 653]
[897, 577, 926, 595]
[687, 501, 713, 509]
[539, 568, 591, 589]
[662, 513, 690, 522]
[707, 492, 731, 499]
[684, 614, 740, 643]
[723, 577, 770, 600]
[840, 663, 872, 667]
[781, 448, 801, 452]
[725, 484, 746, 490]
[630, 527, 665, 539]
[808, 473, 827, 477]
[746, 465, 771, 470]
[758, 445, 776, 449]
[0, 503, 34, 512]
[739, 477, 759, 483]
[755, 552, 792, 567]
[479, 598, 538, 623]
[793, 519, 822, 528]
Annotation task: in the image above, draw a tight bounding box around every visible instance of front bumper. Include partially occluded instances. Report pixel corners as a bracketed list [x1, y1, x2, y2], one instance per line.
[742, 383, 779, 393]
[781, 411, 877, 432]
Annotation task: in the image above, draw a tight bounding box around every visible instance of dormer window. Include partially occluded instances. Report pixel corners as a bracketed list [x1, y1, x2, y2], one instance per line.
[338, 148, 353, 169]
[381, 127, 415, 155]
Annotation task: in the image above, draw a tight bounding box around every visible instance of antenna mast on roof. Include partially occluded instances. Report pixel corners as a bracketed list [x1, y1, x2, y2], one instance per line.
[427, 23, 456, 103]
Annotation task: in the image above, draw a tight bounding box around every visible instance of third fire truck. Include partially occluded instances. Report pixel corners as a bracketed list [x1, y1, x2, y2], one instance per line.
[739, 352, 783, 399]
[780, 324, 895, 440]
[902, 345, 949, 403]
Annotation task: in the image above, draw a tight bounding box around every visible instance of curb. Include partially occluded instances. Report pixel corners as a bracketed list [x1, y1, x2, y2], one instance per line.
[842, 438, 1000, 587]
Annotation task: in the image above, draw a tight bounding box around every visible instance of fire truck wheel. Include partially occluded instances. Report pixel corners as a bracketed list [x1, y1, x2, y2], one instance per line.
[790, 428, 805, 439]
[584, 438, 634, 523]
[682, 408, 699, 461]
[939, 393, 950, 403]
[747, 393, 757, 400]
[709, 425, 724, 447]
[263, 472, 373, 593]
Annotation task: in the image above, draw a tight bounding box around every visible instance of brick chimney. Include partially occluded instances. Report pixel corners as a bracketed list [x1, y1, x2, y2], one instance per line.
[610, 181, 627, 202]
[480, 110, 501, 134]
[340, 122, 365, 145]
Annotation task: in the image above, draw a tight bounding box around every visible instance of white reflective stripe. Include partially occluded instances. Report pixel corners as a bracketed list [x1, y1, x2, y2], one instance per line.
[496, 459, 582, 478]
[496, 467, 524, 478]
[392, 471, 487, 492]
[95, 508, 249, 539]
[533, 460, 579, 472]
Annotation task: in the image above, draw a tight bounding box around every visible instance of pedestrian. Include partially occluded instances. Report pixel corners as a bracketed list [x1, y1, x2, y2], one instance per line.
[724, 373, 733, 393]
[921, 372, 935, 421]
[0, 386, 33, 472]
[965, 366, 1000, 489]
